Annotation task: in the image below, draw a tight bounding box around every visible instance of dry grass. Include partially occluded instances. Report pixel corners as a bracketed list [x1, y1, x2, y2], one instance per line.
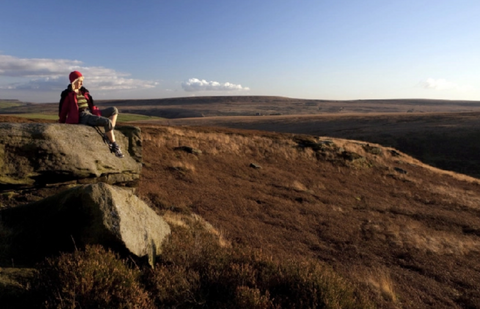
[426, 183, 480, 210]
[359, 267, 398, 304]
[169, 160, 196, 173]
[0, 268, 37, 308]
[143, 126, 305, 160]
[162, 211, 231, 248]
[137, 124, 480, 309]
[363, 219, 480, 255]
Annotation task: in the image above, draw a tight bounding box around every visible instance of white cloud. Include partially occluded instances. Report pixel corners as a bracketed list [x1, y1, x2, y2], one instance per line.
[421, 78, 473, 92]
[0, 54, 80, 78]
[0, 54, 158, 91]
[182, 78, 250, 92]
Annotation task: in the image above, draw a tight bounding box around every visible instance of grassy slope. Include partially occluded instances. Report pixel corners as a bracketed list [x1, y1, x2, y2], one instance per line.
[136, 124, 480, 309]
[164, 112, 480, 179]
[0, 102, 23, 109]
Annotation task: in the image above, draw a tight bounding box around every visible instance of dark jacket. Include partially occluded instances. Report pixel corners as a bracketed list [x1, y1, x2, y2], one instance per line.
[58, 85, 101, 124]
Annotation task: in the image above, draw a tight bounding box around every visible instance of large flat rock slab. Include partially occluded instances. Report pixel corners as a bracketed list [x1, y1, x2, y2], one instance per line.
[0, 123, 142, 189]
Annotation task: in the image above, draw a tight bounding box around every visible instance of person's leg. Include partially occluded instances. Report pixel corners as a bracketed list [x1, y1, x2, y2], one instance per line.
[110, 113, 117, 128]
[105, 129, 115, 143]
[80, 110, 124, 157]
[80, 112, 114, 142]
[100, 107, 118, 130]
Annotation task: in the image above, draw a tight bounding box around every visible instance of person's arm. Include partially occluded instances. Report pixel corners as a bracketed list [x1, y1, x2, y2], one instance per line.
[87, 93, 102, 116]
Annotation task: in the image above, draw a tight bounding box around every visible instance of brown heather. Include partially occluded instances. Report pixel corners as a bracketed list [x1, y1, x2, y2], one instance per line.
[34, 245, 154, 309]
[1, 113, 480, 308]
[137, 124, 480, 309]
[144, 224, 370, 308]
[29, 224, 370, 308]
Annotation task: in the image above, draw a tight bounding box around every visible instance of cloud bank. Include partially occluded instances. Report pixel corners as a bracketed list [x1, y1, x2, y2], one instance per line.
[0, 54, 158, 91]
[421, 78, 473, 92]
[182, 78, 250, 92]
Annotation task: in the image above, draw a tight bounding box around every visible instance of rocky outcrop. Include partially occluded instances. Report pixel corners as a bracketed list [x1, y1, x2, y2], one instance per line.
[0, 123, 142, 190]
[0, 183, 170, 265]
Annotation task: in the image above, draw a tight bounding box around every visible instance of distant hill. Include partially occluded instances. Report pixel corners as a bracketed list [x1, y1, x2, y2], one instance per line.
[0, 99, 29, 110]
[0, 99, 24, 102]
[3, 96, 480, 118]
[82, 96, 480, 117]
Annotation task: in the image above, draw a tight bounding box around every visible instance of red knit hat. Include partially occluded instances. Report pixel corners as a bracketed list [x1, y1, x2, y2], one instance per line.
[69, 71, 83, 84]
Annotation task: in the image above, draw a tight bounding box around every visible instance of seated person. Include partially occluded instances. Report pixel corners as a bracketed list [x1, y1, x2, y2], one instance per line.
[59, 71, 124, 158]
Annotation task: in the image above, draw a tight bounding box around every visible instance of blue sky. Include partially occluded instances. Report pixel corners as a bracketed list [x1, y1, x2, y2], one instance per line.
[1, 0, 480, 102]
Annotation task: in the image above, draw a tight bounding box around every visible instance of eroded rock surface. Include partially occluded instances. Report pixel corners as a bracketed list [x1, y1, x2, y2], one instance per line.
[0, 123, 142, 190]
[0, 183, 170, 265]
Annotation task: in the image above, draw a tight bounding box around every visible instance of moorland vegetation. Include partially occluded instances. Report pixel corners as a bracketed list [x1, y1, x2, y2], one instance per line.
[1, 96, 480, 308]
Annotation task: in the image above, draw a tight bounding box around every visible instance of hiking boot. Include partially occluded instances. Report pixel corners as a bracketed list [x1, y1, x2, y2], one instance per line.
[102, 134, 117, 154]
[112, 143, 124, 158]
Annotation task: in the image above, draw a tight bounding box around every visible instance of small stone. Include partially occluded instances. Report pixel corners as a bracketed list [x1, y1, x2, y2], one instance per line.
[390, 150, 401, 157]
[363, 144, 383, 155]
[174, 146, 202, 154]
[250, 163, 262, 169]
